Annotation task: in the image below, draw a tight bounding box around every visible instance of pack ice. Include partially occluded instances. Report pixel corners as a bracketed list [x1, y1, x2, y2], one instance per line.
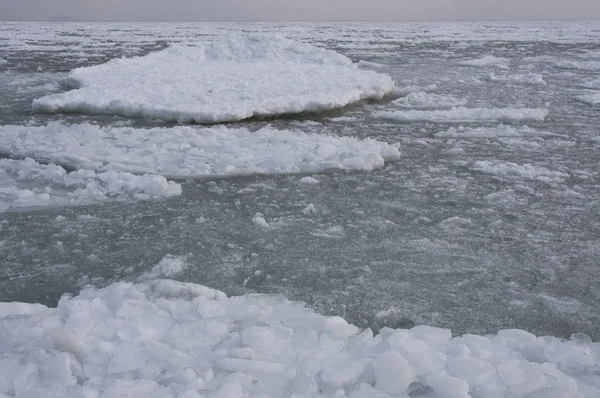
[1, 280, 599, 398]
[31, 34, 394, 123]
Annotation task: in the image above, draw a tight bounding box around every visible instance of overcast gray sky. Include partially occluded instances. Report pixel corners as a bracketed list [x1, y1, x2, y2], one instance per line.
[1, 0, 599, 21]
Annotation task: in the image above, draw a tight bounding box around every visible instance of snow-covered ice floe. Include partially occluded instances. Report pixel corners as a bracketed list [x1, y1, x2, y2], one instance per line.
[31, 34, 394, 123]
[0, 158, 181, 212]
[373, 107, 548, 123]
[0, 123, 400, 178]
[391, 92, 468, 109]
[1, 280, 599, 397]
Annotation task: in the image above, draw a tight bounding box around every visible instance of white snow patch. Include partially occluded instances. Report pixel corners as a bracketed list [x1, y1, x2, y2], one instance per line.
[472, 160, 569, 183]
[392, 91, 468, 109]
[32, 34, 394, 123]
[0, 158, 181, 213]
[0, 123, 400, 178]
[458, 55, 509, 68]
[374, 107, 548, 123]
[487, 73, 547, 85]
[1, 280, 599, 397]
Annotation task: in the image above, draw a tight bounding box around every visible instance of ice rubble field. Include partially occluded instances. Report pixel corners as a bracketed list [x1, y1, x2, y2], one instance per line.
[32, 35, 394, 123]
[1, 278, 599, 398]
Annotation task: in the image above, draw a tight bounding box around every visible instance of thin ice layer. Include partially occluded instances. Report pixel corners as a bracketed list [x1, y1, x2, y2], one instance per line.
[0, 158, 181, 212]
[0, 123, 400, 178]
[373, 107, 548, 123]
[31, 34, 394, 123]
[0, 280, 598, 397]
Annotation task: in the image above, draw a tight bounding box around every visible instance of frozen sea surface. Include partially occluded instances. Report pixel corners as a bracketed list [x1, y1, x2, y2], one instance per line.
[1, 20, 600, 397]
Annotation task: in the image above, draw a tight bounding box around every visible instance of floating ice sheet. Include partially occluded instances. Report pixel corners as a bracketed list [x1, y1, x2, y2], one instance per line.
[0, 280, 598, 397]
[373, 107, 549, 123]
[0, 123, 400, 178]
[0, 158, 181, 213]
[32, 34, 394, 123]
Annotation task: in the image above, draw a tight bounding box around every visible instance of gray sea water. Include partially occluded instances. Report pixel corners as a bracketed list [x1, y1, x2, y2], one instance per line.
[1, 20, 599, 339]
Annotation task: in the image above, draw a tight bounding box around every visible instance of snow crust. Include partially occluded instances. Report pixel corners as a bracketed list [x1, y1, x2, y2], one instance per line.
[0, 158, 181, 213]
[31, 34, 394, 123]
[0, 123, 400, 178]
[1, 280, 599, 397]
[373, 107, 548, 123]
[391, 92, 468, 109]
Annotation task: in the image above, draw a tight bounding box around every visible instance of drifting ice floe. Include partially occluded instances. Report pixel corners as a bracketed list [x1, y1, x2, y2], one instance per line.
[577, 91, 600, 105]
[472, 160, 569, 183]
[0, 158, 181, 213]
[435, 125, 564, 138]
[457, 55, 509, 68]
[486, 73, 547, 86]
[392, 92, 468, 109]
[31, 34, 394, 123]
[1, 280, 598, 397]
[554, 60, 600, 71]
[583, 77, 600, 89]
[374, 107, 548, 123]
[0, 123, 400, 178]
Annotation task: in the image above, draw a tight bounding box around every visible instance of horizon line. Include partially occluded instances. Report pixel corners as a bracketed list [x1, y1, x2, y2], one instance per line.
[2, 17, 600, 23]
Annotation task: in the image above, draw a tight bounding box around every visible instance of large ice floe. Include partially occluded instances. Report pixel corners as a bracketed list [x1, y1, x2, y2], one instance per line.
[1, 279, 599, 397]
[31, 34, 394, 123]
[0, 123, 400, 179]
[373, 107, 548, 123]
[0, 157, 181, 212]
